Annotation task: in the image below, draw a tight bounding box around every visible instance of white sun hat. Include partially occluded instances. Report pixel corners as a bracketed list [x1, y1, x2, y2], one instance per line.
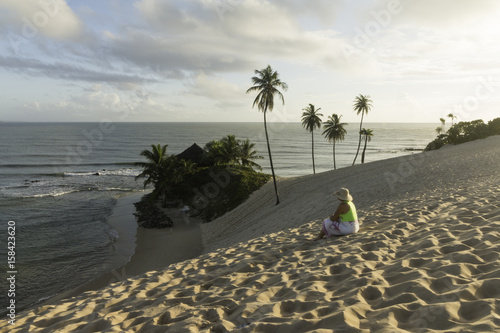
[335, 188, 353, 201]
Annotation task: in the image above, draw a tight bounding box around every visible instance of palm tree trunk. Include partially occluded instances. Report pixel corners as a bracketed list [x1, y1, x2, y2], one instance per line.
[263, 108, 280, 205]
[312, 129, 315, 174]
[352, 113, 364, 166]
[361, 134, 368, 164]
[333, 141, 336, 170]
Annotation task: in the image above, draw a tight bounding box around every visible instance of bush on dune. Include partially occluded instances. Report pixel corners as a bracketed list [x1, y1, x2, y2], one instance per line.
[425, 117, 500, 151]
[183, 166, 271, 222]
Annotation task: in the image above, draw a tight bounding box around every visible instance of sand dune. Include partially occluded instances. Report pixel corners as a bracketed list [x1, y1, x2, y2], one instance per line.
[2, 136, 499, 332]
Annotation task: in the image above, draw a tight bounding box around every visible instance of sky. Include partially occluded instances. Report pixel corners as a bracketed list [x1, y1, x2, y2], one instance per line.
[0, 0, 499, 123]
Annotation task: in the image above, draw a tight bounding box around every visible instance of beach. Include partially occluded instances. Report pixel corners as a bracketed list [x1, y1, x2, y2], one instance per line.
[3, 135, 499, 332]
[0, 122, 436, 314]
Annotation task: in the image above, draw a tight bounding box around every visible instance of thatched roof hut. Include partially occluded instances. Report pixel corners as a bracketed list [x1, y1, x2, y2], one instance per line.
[176, 143, 205, 165]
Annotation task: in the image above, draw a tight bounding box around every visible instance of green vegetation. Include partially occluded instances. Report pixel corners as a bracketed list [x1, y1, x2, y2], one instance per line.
[352, 94, 373, 166]
[246, 65, 288, 205]
[204, 135, 263, 170]
[360, 128, 374, 164]
[448, 113, 457, 126]
[440, 117, 446, 132]
[301, 104, 323, 174]
[184, 166, 270, 221]
[135, 136, 271, 227]
[425, 117, 500, 151]
[323, 114, 347, 170]
[135, 144, 196, 207]
[133, 193, 174, 228]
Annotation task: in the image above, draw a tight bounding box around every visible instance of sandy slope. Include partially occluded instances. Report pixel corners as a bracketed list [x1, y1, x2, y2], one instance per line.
[2, 136, 499, 332]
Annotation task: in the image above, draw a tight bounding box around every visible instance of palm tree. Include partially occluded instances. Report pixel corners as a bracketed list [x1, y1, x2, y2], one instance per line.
[135, 143, 168, 189]
[246, 65, 288, 205]
[352, 94, 373, 165]
[360, 128, 374, 164]
[440, 117, 446, 132]
[436, 126, 443, 135]
[135, 143, 175, 206]
[239, 138, 263, 171]
[301, 104, 323, 174]
[448, 113, 457, 126]
[220, 135, 241, 166]
[322, 114, 347, 169]
[204, 135, 263, 171]
[204, 140, 226, 166]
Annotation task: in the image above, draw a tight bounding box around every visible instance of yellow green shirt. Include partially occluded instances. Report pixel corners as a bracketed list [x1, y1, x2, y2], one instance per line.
[340, 201, 358, 222]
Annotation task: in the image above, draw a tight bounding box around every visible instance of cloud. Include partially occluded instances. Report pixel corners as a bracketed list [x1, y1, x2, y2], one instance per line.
[338, 0, 500, 78]
[20, 83, 158, 121]
[186, 73, 242, 100]
[2, 0, 500, 122]
[0, 55, 155, 88]
[392, 0, 500, 28]
[129, 0, 348, 72]
[0, 0, 364, 88]
[0, 0, 83, 40]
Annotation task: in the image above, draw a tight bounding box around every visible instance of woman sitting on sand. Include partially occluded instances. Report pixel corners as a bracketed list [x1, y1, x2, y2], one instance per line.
[315, 188, 359, 240]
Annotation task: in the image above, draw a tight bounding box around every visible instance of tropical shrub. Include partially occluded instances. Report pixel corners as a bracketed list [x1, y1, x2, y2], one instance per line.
[446, 120, 489, 144]
[425, 117, 500, 151]
[181, 165, 271, 222]
[425, 134, 448, 151]
[134, 193, 174, 228]
[488, 117, 500, 135]
[203, 135, 263, 170]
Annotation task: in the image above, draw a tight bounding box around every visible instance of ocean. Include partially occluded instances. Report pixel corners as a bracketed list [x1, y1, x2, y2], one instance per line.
[0, 122, 436, 312]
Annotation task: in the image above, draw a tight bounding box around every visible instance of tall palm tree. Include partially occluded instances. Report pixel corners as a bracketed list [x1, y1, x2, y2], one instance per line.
[246, 65, 288, 205]
[448, 113, 457, 126]
[360, 128, 374, 164]
[239, 138, 263, 171]
[301, 104, 323, 174]
[352, 94, 373, 166]
[322, 114, 347, 170]
[440, 117, 446, 132]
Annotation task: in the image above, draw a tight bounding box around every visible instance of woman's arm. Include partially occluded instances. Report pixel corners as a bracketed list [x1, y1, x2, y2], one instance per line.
[329, 202, 349, 221]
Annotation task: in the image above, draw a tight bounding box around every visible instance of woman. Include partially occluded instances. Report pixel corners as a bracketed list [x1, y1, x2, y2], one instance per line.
[315, 188, 359, 240]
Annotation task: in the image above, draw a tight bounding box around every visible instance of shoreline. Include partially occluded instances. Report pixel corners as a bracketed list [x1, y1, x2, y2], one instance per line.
[34, 191, 203, 308]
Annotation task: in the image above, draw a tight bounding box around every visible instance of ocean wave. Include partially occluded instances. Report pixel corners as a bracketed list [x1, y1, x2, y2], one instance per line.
[1, 184, 136, 199]
[375, 147, 423, 154]
[64, 168, 141, 177]
[26, 189, 83, 198]
[100, 187, 136, 192]
[0, 161, 137, 169]
[1, 187, 85, 199]
[64, 172, 102, 177]
[106, 228, 120, 242]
